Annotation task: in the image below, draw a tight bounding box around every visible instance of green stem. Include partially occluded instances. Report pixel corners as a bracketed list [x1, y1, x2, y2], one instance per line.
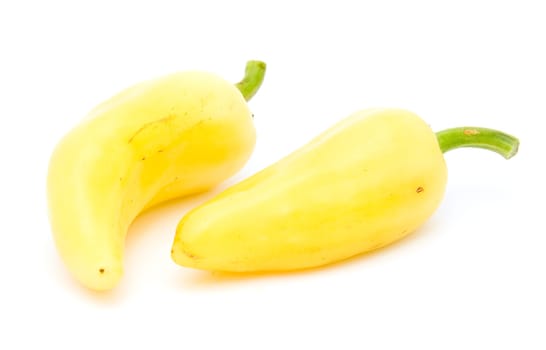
[436, 127, 519, 159]
[235, 60, 267, 101]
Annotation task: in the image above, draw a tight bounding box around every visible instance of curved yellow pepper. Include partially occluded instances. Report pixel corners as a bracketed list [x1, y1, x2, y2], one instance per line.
[47, 61, 265, 290]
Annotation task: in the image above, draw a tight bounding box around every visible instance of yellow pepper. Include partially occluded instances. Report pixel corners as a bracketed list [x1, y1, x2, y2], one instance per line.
[47, 61, 266, 290]
[171, 108, 519, 272]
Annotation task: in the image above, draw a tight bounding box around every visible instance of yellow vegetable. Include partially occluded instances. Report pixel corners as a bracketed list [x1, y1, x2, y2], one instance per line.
[47, 60, 266, 290]
[171, 108, 519, 272]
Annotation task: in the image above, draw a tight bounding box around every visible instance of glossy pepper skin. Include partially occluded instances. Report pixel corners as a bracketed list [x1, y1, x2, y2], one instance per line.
[171, 108, 449, 272]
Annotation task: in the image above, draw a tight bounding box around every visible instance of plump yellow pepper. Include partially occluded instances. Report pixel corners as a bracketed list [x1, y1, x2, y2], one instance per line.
[171, 108, 519, 272]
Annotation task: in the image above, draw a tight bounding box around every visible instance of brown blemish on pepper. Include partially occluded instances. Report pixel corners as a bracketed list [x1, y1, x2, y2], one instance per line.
[128, 115, 176, 144]
[182, 246, 199, 260]
[99, 268, 105, 274]
[416, 186, 424, 193]
[464, 129, 480, 136]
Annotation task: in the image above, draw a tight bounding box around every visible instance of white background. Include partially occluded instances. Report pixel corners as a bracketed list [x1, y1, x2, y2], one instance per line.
[1, 0, 545, 349]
